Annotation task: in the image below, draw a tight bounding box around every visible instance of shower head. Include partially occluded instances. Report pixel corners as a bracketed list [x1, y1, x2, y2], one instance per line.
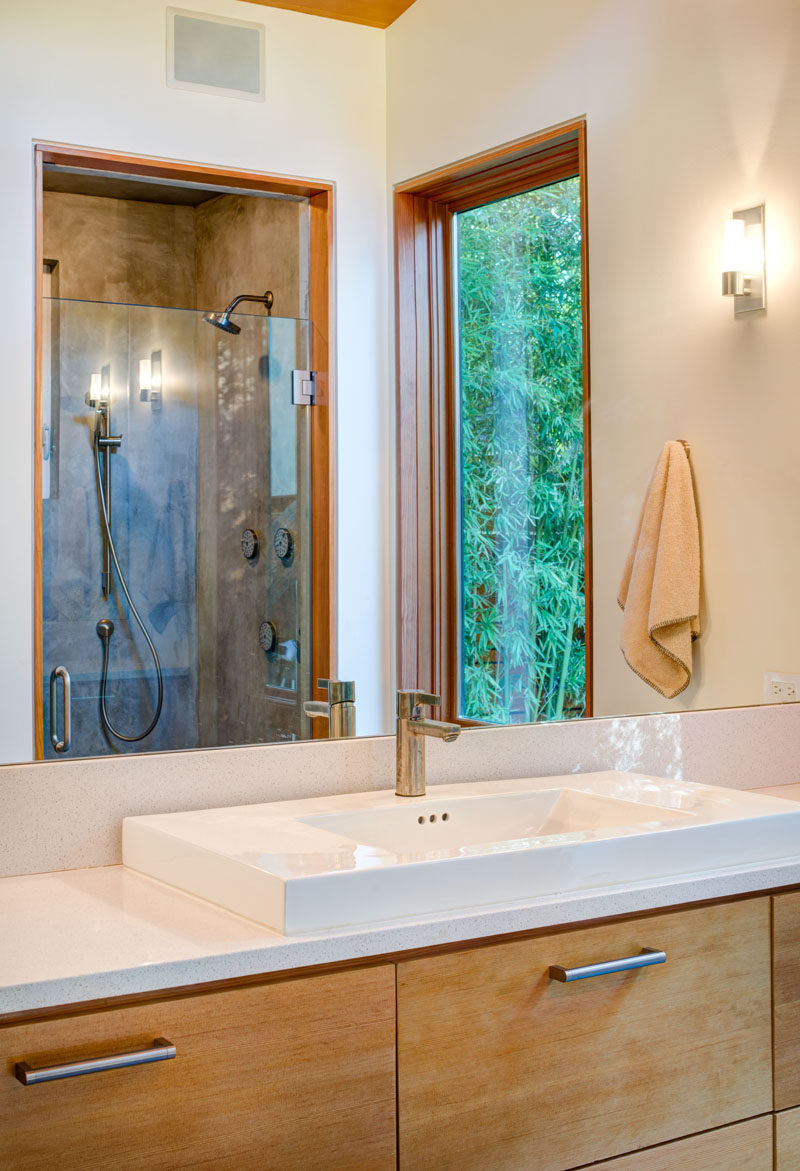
[202, 290, 274, 336]
[203, 310, 241, 335]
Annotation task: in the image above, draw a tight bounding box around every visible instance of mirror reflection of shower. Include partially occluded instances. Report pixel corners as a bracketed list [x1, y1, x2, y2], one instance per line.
[88, 370, 164, 744]
[40, 163, 313, 759]
[203, 290, 273, 334]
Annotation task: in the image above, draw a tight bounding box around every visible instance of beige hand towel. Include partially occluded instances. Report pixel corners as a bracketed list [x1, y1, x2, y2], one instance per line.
[617, 441, 700, 698]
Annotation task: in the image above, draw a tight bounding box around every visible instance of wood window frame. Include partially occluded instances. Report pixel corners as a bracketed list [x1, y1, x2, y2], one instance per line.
[33, 144, 335, 757]
[394, 119, 592, 723]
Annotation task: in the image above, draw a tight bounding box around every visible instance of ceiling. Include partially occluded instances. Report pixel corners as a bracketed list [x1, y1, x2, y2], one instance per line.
[42, 166, 301, 206]
[237, 0, 417, 29]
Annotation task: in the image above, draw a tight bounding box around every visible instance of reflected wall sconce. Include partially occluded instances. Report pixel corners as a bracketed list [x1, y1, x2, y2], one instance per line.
[138, 358, 151, 401]
[721, 204, 766, 316]
[138, 351, 163, 411]
[149, 350, 163, 412]
[86, 364, 111, 408]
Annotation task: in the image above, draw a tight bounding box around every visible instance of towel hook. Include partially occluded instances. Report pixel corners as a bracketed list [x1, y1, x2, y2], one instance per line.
[678, 439, 691, 456]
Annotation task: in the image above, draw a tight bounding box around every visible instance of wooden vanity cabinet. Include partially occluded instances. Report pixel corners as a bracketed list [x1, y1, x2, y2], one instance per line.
[397, 899, 772, 1171]
[589, 1115, 773, 1170]
[775, 1106, 800, 1170]
[0, 965, 397, 1171]
[773, 891, 800, 1110]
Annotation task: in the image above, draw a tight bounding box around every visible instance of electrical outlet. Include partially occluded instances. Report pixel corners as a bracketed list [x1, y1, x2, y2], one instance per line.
[763, 671, 800, 703]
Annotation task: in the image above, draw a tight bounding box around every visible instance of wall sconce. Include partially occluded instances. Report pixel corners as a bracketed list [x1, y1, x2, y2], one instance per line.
[721, 204, 766, 315]
[149, 350, 163, 412]
[85, 364, 111, 408]
[138, 351, 163, 411]
[138, 358, 152, 401]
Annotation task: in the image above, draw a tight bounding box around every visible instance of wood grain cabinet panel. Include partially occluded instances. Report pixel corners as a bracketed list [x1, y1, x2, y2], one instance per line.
[585, 1115, 773, 1170]
[775, 1106, 800, 1170]
[397, 900, 772, 1171]
[773, 891, 800, 1110]
[0, 966, 396, 1171]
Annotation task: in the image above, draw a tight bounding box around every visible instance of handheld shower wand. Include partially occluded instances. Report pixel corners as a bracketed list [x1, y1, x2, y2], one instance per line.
[92, 399, 163, 744]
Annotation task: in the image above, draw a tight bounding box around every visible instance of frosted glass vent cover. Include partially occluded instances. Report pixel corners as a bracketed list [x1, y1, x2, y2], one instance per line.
[167, 8, 265, 101]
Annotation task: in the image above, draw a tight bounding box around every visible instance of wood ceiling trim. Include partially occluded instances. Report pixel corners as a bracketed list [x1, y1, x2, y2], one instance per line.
[236, 0, 416, 29]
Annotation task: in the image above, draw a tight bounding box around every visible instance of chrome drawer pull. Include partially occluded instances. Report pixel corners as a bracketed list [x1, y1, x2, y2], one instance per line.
[549, 947, 666, 983]
[14, 1037, 176, 1085]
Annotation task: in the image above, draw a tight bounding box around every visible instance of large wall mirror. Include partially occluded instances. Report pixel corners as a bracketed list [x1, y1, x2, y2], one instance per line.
[7, 0, 798, 765]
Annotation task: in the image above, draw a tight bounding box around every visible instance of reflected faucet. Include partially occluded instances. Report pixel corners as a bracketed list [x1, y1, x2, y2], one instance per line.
[304, 679, 356, 739]
[396, 690, 461, 798]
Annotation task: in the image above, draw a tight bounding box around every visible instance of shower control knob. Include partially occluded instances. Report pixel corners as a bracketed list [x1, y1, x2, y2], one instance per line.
[258, 620, 278, 654]
[241, 528, 260, 562]
[273, 527, 293, 561]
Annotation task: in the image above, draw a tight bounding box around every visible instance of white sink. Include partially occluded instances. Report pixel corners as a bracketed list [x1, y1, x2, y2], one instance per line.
[122, 772, 800, 934]
[297, 789, 688, 856]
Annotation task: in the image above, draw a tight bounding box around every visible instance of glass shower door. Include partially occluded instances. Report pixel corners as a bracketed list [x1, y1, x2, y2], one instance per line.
[42, 298, 313, 757]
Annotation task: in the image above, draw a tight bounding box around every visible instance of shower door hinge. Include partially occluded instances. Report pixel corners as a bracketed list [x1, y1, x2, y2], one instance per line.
[292, 370, 317, 406]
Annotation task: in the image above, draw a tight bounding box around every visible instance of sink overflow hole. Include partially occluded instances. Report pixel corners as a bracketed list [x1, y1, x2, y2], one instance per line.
[417, 812, 450, 825]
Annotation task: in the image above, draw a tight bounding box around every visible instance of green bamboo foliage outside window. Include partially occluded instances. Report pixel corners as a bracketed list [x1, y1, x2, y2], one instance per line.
[456, 176, 585, 724]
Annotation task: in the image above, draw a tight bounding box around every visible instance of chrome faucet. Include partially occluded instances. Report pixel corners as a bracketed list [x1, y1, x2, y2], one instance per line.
[396, 690, 460, 798]
[304, 679, 356, 739]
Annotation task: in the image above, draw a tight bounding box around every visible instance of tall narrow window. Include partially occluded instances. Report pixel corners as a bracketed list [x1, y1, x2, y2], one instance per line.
[455, 178, 585, 723]
[395, 121, 590, 726]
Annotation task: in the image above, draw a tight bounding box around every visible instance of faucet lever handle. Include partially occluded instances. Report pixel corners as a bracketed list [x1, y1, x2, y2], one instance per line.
[397, 689, 440, 718]
[413, 691, 439, 708]
[317, 678, 355, 704]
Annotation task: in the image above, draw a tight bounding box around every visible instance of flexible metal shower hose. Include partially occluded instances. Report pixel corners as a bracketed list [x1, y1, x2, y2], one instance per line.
[93, 441, 164, 743]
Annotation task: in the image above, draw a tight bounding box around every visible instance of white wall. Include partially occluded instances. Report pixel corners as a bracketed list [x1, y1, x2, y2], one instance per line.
[387, 0, 800, 718]
[0, 0, 392, 761]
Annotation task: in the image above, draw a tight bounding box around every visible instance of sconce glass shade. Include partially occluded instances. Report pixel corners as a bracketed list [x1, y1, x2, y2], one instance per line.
[149, 350, 163, 411]
[85, 370, 110, 408]
[721, 205, 766, 313]
[138, 358, 152, 401]
[722, 218, 747, 274]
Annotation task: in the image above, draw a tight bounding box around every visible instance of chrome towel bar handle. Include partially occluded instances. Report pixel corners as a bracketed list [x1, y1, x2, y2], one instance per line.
[15, 1037, 176, 1085]
[549, 947, 666, 983]
[49, 665, 71, 754]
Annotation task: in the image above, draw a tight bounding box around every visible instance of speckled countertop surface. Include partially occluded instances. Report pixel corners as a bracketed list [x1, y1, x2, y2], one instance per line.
[2, 783, 800, 1017]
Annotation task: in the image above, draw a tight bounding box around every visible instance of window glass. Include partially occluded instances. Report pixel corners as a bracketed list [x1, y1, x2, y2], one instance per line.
[456, 175, 585, 723]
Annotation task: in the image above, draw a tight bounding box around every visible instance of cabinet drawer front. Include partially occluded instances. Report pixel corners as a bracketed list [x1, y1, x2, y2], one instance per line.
[773, 891, 800, 1109]
[587, 1115, 773, 1170]
[398, 900, 771, 1171]
[1, 966, 396, 1171]
[776, 1106, 800, 1170]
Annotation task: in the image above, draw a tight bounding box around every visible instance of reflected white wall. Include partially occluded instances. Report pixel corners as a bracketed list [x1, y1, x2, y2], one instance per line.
[386, 0, 800, 719]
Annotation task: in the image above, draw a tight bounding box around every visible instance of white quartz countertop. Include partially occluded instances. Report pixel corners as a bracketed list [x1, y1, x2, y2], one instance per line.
[3, 782, 800, 1017]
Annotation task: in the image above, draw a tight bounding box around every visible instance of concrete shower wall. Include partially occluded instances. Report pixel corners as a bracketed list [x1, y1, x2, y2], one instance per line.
[43, 192, 197, 308]
[194, 194, 310, 748]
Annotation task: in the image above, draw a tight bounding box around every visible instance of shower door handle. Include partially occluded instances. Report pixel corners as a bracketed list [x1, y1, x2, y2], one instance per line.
[49, 666, 71, 753]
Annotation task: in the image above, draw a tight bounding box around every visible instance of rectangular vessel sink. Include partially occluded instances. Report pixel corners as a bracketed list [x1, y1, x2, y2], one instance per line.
[123, 772, 800, 935]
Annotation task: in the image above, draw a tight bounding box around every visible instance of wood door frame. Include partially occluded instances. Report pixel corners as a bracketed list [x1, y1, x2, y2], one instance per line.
[32, 143, 335, 757]
[394, 119, 592, 723]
